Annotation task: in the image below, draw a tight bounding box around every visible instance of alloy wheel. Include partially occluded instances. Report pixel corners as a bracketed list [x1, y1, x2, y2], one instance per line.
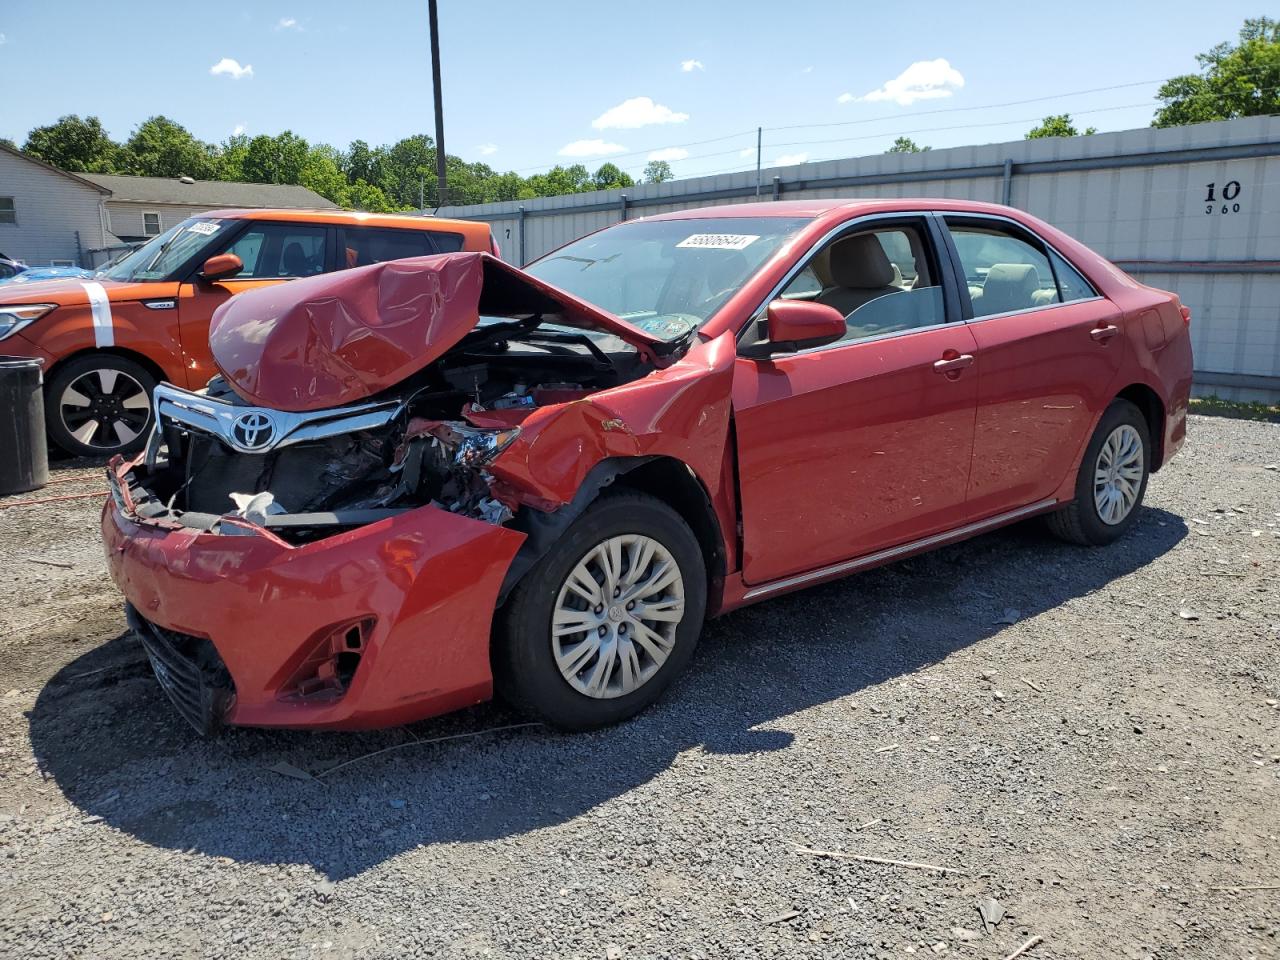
[59, 368, 151, 450]
[551, 534, 686, 700]
[1093, 423, 1144, 525]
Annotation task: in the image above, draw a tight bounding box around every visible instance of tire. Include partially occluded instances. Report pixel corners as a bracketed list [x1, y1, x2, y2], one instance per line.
[1047, 398, 1151, 546]
[494, 490, 707, 730]
[46, 354, 157, 458]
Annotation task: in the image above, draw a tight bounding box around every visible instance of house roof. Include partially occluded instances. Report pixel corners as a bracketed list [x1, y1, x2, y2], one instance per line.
[0, 142, 113, 194]
[79, 173, 338, 209]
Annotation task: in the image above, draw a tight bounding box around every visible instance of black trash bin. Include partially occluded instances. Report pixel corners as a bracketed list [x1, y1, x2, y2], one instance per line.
[0, 356, 48, 496]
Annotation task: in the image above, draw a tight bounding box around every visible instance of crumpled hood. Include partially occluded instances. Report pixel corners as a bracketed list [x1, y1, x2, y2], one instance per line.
[209, 252, 666, 412]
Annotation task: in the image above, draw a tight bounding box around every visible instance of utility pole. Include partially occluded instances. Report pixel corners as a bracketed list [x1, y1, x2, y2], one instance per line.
[755, 127, 762, 198]
[428, 0, 447, 209]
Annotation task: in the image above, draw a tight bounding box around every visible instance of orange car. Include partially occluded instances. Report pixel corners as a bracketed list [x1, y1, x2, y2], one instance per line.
[0, 209, 495, 457]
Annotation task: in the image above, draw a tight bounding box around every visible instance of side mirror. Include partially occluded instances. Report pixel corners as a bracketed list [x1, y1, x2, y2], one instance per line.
[739, 299, 846, 359]
[198, 253, 243, 282]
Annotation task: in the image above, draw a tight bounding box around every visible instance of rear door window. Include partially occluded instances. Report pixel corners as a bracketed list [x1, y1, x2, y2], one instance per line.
[222, 223, 329, 279]
[339, 227, 467, 268]
[945, 219, 1062, 318]
[1048, 249, 1097, 303]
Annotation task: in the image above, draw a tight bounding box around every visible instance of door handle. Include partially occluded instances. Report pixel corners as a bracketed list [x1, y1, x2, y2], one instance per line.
[932, 354, 975, 373]
[1090, 324, 1120, 342]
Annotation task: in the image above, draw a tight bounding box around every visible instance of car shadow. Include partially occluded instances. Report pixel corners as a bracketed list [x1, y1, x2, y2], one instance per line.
[28, 508, 1187, 880]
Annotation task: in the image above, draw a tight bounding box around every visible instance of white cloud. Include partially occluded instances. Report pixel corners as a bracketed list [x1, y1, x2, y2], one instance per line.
[559, 139, 627, 158]
[844, 58, 964, 106]
[593, 96, 689, 130]
[477, 143, 498, 156]
[233, 123, 247, 136]
[275, 17, 301, 30]
[802, 66, 813, 74]
[647, 147, 689, 162]
[774, 152, 809, 166]
[0, 34, 7, 45]
[836, 92, 856, 104]
[680, 59, 704, 72]
[210, 57, 254, 80]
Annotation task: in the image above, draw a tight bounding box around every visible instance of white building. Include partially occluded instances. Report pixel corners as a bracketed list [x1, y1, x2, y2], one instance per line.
[80, 173, 336, 244]
[0, 143, 114, 266]
[0, 143, 338, 267]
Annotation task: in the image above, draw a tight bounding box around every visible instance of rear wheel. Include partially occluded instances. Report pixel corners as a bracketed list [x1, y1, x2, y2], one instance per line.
[46, 354, 156, 458]
[495, 491, 706, 730]
[1047, 399, 1150, 546]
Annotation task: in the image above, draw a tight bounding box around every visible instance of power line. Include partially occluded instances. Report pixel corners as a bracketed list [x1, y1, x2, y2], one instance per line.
[497, 76, 1175, 177]
[676, 101, 1175, 178]
[765, 79, 1166, 132]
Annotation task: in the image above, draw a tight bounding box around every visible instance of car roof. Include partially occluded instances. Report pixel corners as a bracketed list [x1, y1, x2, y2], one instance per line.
[643, 198, 1022, 222]
[198, 208, 489, 233]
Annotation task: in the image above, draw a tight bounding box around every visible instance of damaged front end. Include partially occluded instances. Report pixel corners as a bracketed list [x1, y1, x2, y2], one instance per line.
[137, 377, 523, 540]
[104, 252, 684, 733]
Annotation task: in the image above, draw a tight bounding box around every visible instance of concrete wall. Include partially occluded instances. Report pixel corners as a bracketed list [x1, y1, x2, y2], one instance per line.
[0, 151, 108, 266]
[439, 116, 1280, 401]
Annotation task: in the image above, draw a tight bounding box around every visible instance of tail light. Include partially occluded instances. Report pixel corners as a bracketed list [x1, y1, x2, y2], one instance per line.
[1179, 304, 1191, 326]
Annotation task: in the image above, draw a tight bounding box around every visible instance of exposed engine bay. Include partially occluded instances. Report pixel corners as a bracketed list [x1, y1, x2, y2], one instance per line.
[128, 318, 654, 542]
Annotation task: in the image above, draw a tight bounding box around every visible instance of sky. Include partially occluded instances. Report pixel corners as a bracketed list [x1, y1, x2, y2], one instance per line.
[0, 1, 1266, 182]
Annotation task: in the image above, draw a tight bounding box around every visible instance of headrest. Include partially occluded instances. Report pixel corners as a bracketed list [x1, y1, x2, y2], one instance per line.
[981, 263, 1040, 314]
[827, 233, 896, 289]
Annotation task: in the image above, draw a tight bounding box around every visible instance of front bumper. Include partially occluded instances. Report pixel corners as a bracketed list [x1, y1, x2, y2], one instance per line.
[103, 462, 526, 731]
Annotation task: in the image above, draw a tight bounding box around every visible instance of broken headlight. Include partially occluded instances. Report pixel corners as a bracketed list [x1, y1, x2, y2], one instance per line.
[455, 427, 520, 469]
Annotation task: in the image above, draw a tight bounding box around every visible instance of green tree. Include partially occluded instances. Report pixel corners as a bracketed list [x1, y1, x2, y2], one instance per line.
[1153, 17, 1280, 127]
[886, 136, 931, 153]
[642, 159, 674, 183]
[346, 178, 397, 212]
[239, 131, 310, 184]
[525, 164, 592, 197]
[380, 135, 437, 207]
[341, 139, 384, 186]
[1025, 114, 1097, 139]
[119, 116, 218, 178]
[592, 162, 635, 189]
[215, 134, 250, 181]
[0, 138, 16, 151]
[299, 144, 350, 204]
[22, 115, 120, 172]
[484, 170, 527, 203]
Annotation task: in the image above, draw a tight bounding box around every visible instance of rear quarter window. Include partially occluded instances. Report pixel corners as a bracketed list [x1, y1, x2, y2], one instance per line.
[429, 231, 465, 253]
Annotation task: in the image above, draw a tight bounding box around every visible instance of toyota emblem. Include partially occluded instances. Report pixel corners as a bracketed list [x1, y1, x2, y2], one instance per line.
[230, 411, 276, 451]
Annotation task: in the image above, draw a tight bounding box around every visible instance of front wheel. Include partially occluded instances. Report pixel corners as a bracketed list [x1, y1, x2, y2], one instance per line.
[45, 353, 156, 458]
[1047, 398, 1151, 546]
[494, 491, 707, 730]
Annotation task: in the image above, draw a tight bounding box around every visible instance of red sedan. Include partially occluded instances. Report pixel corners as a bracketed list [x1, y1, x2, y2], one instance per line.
[102, 199, 1193, 734]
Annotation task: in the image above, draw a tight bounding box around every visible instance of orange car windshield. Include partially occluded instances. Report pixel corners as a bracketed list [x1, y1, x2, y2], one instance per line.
[99, 219, 231, 283]
[524, 217, 810, 341]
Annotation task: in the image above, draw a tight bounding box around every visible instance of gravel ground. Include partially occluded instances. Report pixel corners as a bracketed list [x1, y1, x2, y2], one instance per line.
[0, 414, 1277, 960]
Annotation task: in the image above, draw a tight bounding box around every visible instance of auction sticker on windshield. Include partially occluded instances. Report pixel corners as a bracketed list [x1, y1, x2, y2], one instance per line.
[676, 234, 759, 251]
[187, 221, 220, 236]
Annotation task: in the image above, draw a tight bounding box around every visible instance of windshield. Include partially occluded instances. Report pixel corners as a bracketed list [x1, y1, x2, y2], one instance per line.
[524, 216, 811, 340]
[99, 218, 231, 282]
